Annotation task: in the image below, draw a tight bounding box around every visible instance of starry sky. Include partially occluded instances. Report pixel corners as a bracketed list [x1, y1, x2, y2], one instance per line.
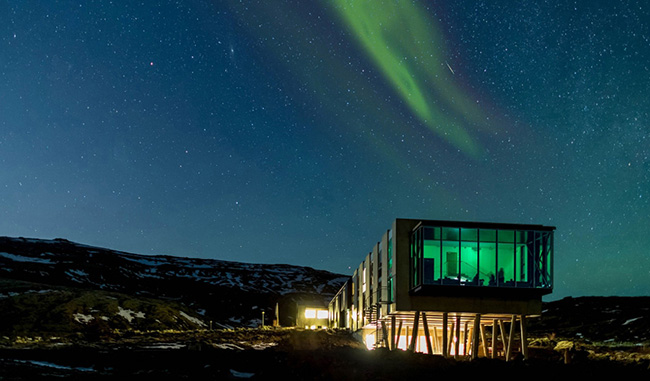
[1, 1, 649, 300]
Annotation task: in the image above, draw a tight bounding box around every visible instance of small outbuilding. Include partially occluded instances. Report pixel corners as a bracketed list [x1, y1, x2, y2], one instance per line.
[296, 299, 329, 329]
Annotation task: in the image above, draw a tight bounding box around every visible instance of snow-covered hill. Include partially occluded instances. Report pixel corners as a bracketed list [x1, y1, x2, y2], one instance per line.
[0, 237, 348, 328]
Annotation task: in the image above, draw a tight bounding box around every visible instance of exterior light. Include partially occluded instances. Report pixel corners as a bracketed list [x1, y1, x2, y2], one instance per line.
[365, 333, 376, 350]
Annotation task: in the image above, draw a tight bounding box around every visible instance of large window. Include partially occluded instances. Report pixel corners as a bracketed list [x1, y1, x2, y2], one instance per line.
[460, 228, 478, 286]
[479, 229, 496, 286]
[423, 227, 440, 284]
[411, 224, 553, 290]
[441, 227, 460, 284]
[498, 230, 515, 286]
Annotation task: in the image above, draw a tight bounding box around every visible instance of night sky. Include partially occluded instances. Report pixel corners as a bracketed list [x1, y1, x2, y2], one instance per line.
[2, 1, 649, 300]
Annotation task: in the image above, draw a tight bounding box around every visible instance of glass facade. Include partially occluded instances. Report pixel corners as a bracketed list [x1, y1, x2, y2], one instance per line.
[388, 230, 394, 303]
[410, 224, 553, 290]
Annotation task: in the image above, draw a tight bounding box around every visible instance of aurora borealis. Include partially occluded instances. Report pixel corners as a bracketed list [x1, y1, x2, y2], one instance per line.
[333, 0, 490, 157]
[1, 1, 649, 299]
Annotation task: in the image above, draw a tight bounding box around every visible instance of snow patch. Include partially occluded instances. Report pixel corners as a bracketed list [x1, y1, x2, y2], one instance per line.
[622, 317, 643, 325]
[0, 289, 56, 299]
[65, 269, 90, 283]
[15, 359, 94, 372]
[180, 311, 206, 327]
[214, 343, 245, 350]
[0, 252, 53, 264]
[117, 306, 145, 323]
[230, 369, 255, 378]
[251, 342, 278, 350]
[73, 313, 94, 324]
[141, 343, 186, 349]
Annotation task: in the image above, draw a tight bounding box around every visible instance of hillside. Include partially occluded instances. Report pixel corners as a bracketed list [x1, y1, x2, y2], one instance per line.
[0, 237, 348, 332]
[528, 296, 650, 344]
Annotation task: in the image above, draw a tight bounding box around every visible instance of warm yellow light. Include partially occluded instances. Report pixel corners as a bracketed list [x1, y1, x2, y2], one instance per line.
[365, 333, 376, 350]
[317, 310, 328, 319]
[305, 308, 328, 319]
[304, 309, 316, 319]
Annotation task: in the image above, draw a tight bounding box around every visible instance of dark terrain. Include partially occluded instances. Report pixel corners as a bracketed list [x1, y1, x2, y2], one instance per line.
[1, 237, 649, 379]
[1, 326, 648, 380]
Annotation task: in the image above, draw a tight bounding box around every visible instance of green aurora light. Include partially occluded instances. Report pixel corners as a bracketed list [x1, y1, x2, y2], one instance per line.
[332, 0, 493, 158]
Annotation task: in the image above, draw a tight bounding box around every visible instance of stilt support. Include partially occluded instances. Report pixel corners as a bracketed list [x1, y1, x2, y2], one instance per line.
[463, 321, 469, 356]
[455, 316, 461, 357]
[396, 320, 403, 350]
[480, 323, 487, 358]
[381, 321, 389, 349]
[390, 315, 396, 350]
[471, 314, 480, 360]
[433, 326, 439, 353]
[506, 315, 516, 361]
[442, 312, 448, 358]
[520, 315, 528, 359]
[492, 319, 497, 358]
[422, 312, 433, 354]
[499, 320, 508, 357]
[409, 311, 420, 352]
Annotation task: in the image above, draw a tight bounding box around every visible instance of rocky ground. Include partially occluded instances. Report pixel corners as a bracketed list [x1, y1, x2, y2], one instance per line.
[1, 328, 648, 380]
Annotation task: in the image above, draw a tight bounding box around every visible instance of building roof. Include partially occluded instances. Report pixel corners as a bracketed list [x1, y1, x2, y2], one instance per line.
[401, 218, 556, 232]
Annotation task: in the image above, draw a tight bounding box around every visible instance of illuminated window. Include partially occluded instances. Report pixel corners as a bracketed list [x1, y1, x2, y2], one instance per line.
[317, 310, 328, 319]
[304, 309, 316, 319]
[305, 308, 328, 319]
[410, 224, 553, 290]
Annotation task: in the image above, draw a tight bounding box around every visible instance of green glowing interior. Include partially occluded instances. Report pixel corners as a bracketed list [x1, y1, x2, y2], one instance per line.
[411, 226, 553, 289]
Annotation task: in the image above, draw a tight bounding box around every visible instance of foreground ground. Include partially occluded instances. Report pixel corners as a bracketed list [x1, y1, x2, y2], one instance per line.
[1, 329, 649, 379]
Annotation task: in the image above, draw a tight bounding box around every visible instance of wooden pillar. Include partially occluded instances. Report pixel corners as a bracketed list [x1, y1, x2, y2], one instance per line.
[491, 319, 497, 358]
[480, 323, 487, 357]
[381, 321, 389, 349]
[472, 314, 480, 360]
[520, 315, 528, 359]
[455, 316, 461, 357]
[405, 326, 409, 351]
[409, 311, 420, 352]
[448, 321, 455, 355]
[506, 315, 516, 361]
[422, 312, 433, 354]
[433, 326, 439, 353]
[390, 315, 396, 350]
[463, 321, 469, 356]
[466, 326, 472, 357]
[442, 312, 448, 358]
[498, 320, 508, 357]
[396, 320, 403, 350]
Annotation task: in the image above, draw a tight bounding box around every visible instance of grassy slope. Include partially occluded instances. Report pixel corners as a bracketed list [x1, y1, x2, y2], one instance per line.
[0, 278, 206, 338]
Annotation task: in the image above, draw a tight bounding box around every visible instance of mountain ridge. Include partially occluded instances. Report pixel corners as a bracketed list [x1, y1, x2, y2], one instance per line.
[0, 236, 348, 330]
